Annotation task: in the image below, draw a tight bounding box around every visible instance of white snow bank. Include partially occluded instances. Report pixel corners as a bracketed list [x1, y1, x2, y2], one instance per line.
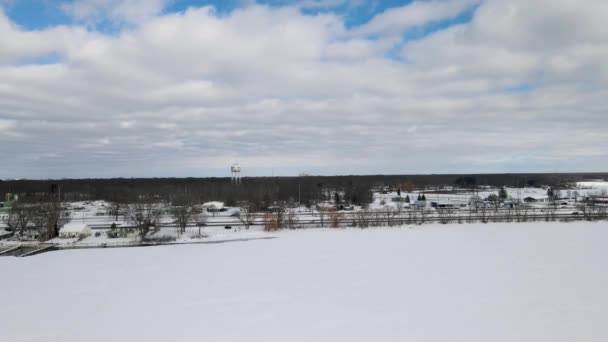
[1, 222, 608, 342]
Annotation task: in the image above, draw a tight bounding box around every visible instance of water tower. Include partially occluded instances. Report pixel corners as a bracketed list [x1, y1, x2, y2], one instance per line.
[231, 163, 241, 185]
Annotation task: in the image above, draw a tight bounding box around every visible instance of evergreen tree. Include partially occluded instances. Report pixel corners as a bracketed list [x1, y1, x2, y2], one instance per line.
[405, 195, 410, 203]
[498, 187, 508, 200]
[421, 194, 426, 201]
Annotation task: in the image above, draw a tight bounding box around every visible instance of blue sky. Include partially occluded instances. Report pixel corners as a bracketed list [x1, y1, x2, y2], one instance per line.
[3, 0, 459, 32]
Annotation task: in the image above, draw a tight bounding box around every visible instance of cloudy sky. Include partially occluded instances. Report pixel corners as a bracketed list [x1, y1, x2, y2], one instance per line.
[0, 0, 606, 179]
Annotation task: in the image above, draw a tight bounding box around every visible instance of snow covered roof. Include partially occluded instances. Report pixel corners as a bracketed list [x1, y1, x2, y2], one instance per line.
[60, 223, 90, 233]
[202, 201, 224, 209]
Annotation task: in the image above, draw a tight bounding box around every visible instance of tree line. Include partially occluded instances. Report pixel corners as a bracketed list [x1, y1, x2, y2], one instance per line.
[2, 172, 603, 208]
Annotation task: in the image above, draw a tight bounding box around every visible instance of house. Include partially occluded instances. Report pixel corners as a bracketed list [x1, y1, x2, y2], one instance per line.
[415, 200, 427, 209]
[503, 201, 515, 209]
[59, 223, 92, 239]
[202, 201, 226, 213]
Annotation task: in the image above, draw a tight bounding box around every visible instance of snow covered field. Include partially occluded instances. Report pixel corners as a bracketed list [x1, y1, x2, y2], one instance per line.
[2, 222, 608, 342]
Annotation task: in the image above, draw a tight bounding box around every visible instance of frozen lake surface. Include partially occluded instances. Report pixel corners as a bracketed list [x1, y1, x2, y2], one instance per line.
[2, 222, 608, 342]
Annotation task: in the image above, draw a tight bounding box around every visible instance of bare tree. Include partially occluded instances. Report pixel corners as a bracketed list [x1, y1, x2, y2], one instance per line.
[239, 206, 256, 230]
[395, 199, 403, 215]
[106, 201, 126, 222]
[437, 207, 455, 224]
[598, 206, 607, 220]
[469, 195, 481, 213]
[2, 202, 34, 235]
[195, 214, 208, 237]
[317, 206, 327, 228]
[479, 205, 488, 223]
[286, 209, 297, 229]
[328, 209, 343, 228]
[468, 196, 481, 223]
[384, 207, 395, 227]
[356, 209, 371, 228]
[548, 189, 560, 220]
[31, 200, 70, 240]
[263, 209, 284, 231]
[418, 209, 427, 224]
[264, 205, 285, 231]
[373, 210, 383, 226]
[169, 196, 200, 235]
[576, 196, 604, 221]
[126, 201, 163, 240]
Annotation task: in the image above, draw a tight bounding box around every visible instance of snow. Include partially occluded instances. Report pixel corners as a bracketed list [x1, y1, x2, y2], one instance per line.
[202, 201, 225, 209]
[576, 181, 608, 196]
[59, 222, 91, 234]
[576, 181, 608, 189]
[2, 222, 608, 342]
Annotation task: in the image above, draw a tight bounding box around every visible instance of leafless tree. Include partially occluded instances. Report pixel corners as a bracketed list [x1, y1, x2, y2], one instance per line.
[269, 204, 286, 231]
[573, 190, 580, 203]
[418, 209, 427, 224]
[127, 201, 163, 240]
[373, 210, 383, 226]
[395, 199, 404, 215]
[598, 206, 607, 220]
[437, 207, 455, 224]
[239, 206, 256, 230]
[2, 202, 34, 235]
[469, 195, 481, 213]
[356, 209, 371, 228]
[479, 205, 488, 223]
[286, 208, 298, 229]
[548, 190, 560, 219]
[407, 210, 415, 225]
[317, 206, 327, 228]
[169, 196, 200, 235]
[384, 207, 395, 227]
[106, 201, 126, 222]
[30, 200, 70, 240]
[576, 196, 605, 221]
[505, 207, 513, 223]
[195, 214, 208, 237]
[514, 203, 523, 222]
[263, 207, 284, 231]
[328, 210, 344, 228]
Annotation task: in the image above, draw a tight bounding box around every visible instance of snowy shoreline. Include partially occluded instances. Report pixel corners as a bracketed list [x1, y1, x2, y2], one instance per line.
[2, 219, 606, 257]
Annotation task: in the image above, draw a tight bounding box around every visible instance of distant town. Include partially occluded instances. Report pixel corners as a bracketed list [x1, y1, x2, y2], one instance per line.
[1, 172, 607, 257]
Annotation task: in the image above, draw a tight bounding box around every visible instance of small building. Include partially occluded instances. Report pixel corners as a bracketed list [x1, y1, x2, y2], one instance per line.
[503, 201, 515, 209]
[202, 201, 226, 212]
[415, 200, 427, 209]
[59, 223, 92, 239]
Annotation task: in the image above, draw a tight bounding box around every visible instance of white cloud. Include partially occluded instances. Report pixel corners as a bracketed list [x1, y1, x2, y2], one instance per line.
[352, 0, 481, 37]
[0, 118, 16, 130]
[0, 10, 89, 64]
[0, 1, 607, 178]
